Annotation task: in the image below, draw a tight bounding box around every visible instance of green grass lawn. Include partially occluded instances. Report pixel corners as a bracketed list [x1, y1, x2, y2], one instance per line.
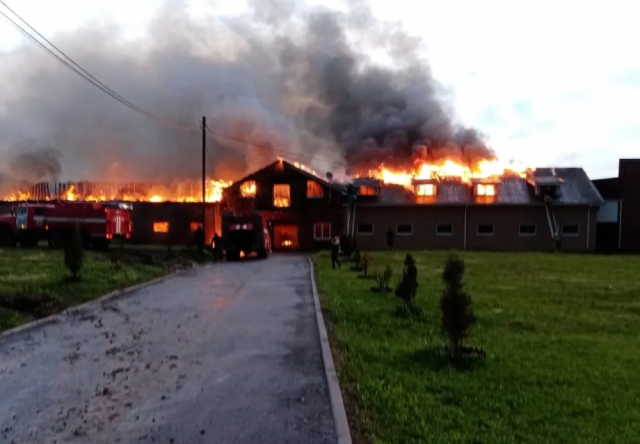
[315, 251, 640, 444]
[0, 248, 165, 332]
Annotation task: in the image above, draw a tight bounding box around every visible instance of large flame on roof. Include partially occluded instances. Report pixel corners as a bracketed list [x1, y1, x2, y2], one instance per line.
[372, 159, 531, 186]
[2, 179, 232, 203]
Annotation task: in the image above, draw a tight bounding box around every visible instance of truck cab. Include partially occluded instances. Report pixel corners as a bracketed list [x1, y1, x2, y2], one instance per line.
[221, 212, 271, 260]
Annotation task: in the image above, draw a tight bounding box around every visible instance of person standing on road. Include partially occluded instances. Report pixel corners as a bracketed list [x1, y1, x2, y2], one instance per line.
[331, 236, 341, 269]
[194, 226, 205, 255]
[387, 227, 394, 249]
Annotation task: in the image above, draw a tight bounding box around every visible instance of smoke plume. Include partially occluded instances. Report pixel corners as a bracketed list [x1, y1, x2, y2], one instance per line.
[0, 0, 493, 186]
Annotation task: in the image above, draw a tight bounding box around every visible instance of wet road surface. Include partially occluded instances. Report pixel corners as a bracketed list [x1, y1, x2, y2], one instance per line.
[0, 255, 337, 444]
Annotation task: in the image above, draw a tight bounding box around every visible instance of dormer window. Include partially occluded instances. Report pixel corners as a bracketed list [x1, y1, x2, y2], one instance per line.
[417, 184, 437, 196]
[476, 183, 496, 196]
[358, 186, 377, 196]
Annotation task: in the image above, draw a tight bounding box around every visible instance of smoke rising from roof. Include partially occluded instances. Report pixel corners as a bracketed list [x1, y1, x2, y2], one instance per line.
[0, 0, 493, 187]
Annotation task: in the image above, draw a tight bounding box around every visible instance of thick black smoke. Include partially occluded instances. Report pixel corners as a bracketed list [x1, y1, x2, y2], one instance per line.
[0, 0, 493, 187]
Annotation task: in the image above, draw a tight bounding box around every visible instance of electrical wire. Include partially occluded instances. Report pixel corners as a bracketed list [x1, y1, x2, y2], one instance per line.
[0, 0, 198, 133]
[0, 1, 340, 166]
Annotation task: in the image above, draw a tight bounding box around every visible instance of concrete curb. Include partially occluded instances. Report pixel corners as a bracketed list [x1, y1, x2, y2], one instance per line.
[307, 257, 353, 444]
[0, 267, 187, 342]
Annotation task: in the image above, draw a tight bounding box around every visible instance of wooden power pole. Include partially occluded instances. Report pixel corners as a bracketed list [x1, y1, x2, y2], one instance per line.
[202, 116, 206, 233]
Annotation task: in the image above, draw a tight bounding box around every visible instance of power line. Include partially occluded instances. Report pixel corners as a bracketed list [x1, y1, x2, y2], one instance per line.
[0, 0, 197, 133]
[0, 1, 340, 166]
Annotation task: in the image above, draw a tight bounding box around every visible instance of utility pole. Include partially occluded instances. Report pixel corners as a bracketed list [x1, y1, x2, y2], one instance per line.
[202, 116, 206, 234]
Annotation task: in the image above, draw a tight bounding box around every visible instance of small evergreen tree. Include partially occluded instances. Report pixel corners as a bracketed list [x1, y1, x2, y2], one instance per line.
[361, 252, 372, 277]
[374, 265, 393, 293]
[395, 254, 419, 313]
[353, 249, 362, 270]
[440, 253, 477, 358]
[382, 265, 392, 290]
[64, 225, 84, 281]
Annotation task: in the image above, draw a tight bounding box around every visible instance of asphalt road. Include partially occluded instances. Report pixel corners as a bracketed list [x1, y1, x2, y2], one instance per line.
[0, 255, 337, 444]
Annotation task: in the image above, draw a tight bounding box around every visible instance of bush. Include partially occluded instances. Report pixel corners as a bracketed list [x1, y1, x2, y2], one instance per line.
[352, 249, 362, 270]
[362, 252, 372, 277]
[372, 265, 393, 293]
[395, 254, 420, 315]
[440, 253, 478, 359]
[110, 238, 126, 270]
[64, 225, 84, 281]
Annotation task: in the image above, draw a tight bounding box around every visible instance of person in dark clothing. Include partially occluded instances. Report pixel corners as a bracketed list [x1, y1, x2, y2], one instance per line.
[387, 227, 395, 249]
[212, 233, 223, 261]
[331, 236, 341, 269]
[194, 226, 205, 255]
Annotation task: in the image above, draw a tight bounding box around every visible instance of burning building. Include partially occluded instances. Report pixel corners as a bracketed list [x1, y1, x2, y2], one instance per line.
[344, 162, 603, 252]
[224, 158, 344, 251]
[0, 179, 231, 245]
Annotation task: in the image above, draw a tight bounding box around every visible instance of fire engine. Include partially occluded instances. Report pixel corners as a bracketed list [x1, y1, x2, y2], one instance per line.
[0, 201, 132, 249]
[219, 211, 271, 260]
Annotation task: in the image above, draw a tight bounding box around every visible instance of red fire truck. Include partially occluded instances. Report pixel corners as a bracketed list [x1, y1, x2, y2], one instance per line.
[0, 201, 132, 249]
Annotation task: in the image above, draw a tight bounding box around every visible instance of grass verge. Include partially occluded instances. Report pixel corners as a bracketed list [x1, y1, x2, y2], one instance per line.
[0, 247, 167, 332]
[315, 251, 640, 444]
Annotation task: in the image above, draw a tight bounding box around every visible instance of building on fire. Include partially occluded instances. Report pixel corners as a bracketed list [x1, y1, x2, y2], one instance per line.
[0, 181, 224, 246]
[0, 159, 618, 253]
[345, 167, 603, 252]
[223, 159, 345, 251]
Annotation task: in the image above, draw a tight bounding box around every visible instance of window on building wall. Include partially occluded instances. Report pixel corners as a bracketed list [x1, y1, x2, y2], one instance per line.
[519, 224, 537, 236]
[436, 224, 453, 236]
[273, 184, 291, 207]
[240, 180, 256, 198]
[357, 223, 374, 235]
[190, 221, 203, 232]
[307, 181, 324, 198]
[561, 224, 580, 236]
[153, 221, 169, 233]
[396, 224, 413, 235]
[477, 223, 494, 236]
[358, 186, 377, 196]
[313, 222, 331, 240]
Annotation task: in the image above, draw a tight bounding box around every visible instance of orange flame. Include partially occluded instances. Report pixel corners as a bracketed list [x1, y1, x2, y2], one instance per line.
[2, 179, 233, 203]
[376, 159, 531, 187]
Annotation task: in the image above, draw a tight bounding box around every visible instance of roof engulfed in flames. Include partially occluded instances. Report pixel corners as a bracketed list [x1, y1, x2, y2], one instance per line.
[362, 159, 532, 187]
[2, 179, 232, 203]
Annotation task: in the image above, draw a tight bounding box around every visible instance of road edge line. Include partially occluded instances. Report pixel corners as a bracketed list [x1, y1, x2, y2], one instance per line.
[0, 266, 188, 342]
[307, 256, 353, 444]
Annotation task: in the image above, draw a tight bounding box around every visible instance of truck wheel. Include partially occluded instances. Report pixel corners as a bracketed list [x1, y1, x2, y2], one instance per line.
[49, 231, 65, 249]
[91, 239, 110, 251]
[226, 251, 239, 261]
[0, 227, 16, 247]
[257, 249, 269, 259]
[19, 235, 38, 248]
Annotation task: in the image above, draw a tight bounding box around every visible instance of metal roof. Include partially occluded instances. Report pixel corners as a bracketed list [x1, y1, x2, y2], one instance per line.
[355, 168, 604, 206]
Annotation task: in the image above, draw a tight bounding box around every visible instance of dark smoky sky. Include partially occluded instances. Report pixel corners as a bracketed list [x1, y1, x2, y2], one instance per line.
[0, 0, 493, 189]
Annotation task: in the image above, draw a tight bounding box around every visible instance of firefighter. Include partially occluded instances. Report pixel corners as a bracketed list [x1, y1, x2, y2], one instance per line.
[387, 227, 395, 249]
[331, 236, 341, 269]
[212, 232, 223, 262]
[194, 226, 205, 255]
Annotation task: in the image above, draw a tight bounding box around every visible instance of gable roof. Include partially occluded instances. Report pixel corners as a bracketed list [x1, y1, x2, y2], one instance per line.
[227, 159, 346, 194]
[355, 168, 604, 206]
